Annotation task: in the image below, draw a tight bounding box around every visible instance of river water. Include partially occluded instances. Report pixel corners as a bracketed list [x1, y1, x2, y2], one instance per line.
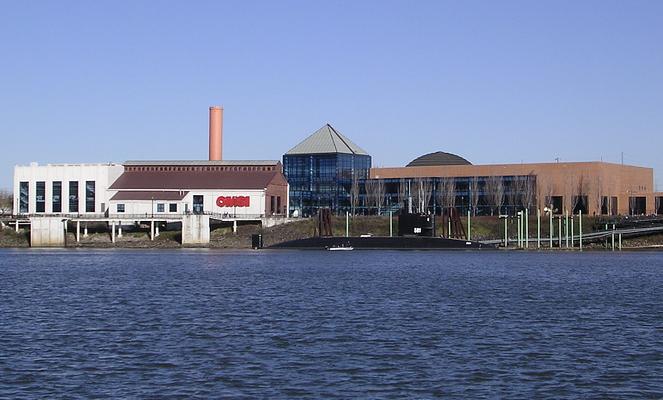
[1, 249, 662, 398]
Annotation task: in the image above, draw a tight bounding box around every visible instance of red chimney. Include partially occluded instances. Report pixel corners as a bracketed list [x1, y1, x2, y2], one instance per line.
[209, 106, 223, 161]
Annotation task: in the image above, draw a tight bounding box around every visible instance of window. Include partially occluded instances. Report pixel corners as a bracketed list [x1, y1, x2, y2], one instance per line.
[19, 182, 29, 213]
[52, 181, 62, 213]
[601, 196, 609, 215]
[169, 203, 177, 212]
[117, 204, 125, 213]
[36, 181, 45, 213]
[69, 181, 79, 213]
[157, 203, 165, 213]
[85, 181, 95, 213]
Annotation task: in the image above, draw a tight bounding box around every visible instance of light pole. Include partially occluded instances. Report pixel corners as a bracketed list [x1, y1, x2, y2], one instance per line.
[544, 206, 553, 248]
[499, 214, 508, 248]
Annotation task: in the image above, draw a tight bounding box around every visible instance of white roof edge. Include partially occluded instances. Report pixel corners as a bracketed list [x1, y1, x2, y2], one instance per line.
[15, 162, 122, 167]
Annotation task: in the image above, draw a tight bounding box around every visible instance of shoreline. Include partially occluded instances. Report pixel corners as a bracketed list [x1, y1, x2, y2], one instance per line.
[1, 242, 662, 252]
[3, 215, 663, 251]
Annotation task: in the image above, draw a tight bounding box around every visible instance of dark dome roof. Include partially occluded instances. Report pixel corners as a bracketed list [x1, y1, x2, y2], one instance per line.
[407, 151, 472, 167]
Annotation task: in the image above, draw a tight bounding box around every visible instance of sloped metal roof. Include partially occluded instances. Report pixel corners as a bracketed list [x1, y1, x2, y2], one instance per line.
[285, 124, 369, 155]
[110, 170, 283, 190]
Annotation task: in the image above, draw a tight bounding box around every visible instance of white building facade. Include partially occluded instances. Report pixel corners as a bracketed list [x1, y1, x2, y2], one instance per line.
[107, 189, 274, 218]
[13, 163, 124, 216]
[107, 160, 289, 219]
[12, 160, 289, 219]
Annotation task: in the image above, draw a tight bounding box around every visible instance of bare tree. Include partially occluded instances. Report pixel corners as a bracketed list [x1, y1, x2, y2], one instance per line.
[364, 179, 386, 215]
[540, 179, 554, 211]
[521, 174, 536, 213]
[397, 179, 407, 211]
[507, 178, 522, 213]
[0, 189, 12, 216]
[563, 175, 578, 214]
[437, 178, 456, 210]
[484, 176, 504, 216]
[411, 178, 433, 214]
[590, 175, 604, 216]
[364, 179, 377, 214]
[469, 177, 480, 216]
[350, 173, 360, 216]
[573, 175, 589, 213]
[409, 179, 419, 213]
[375, 179, 386, 215]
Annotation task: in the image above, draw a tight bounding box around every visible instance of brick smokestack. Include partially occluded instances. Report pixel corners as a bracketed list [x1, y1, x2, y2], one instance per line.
[209, 106, 223, 161]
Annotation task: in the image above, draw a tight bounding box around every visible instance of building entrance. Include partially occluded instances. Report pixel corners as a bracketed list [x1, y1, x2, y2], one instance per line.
[193, 195, 204, 214]
[629, 197, 646, 215]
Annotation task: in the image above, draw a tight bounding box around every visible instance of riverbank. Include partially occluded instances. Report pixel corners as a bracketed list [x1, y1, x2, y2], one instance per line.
[2, 215, 663, 250]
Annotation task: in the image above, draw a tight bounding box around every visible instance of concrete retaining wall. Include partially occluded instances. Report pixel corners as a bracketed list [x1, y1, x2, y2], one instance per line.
[30, 217, 66, 247]
[182, 215, 210, 244]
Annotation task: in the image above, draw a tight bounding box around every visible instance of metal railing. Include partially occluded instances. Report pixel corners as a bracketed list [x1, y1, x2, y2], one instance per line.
[11, 211, 289, 220]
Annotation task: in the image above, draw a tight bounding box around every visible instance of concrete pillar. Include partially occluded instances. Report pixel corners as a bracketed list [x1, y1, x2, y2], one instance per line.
[118, 224, 123, 238]
[111, 222, 115, 243]
[345, 212, 349, 238]
[233, 220, 237, 234]
[537, 209, 541, 249]
[619, 233, 622, 251]
[549, 213, 553, 248]
[76, 221, 80, 243]
[558, 218, 562, 248]
[16, 220, 19, 233]
[467, 210, 471, 241]
[29, 217, 66, 247]
[155, 225, 160, 237]
[525, 208, 529, 249]
[579, 210, 583, 251]
[0, 221, 5, 229]
[565, 211, 569, 248]
[182, 214, 210, 245]
[84, 224, 88, 237]
[150, 220, 154, 241]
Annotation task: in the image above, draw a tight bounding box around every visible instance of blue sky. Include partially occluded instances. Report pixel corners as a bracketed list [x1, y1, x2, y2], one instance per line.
[1, 1, 662, 190]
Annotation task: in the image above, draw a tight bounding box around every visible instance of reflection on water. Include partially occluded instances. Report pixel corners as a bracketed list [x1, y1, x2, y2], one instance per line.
[1, 249, 662, 398]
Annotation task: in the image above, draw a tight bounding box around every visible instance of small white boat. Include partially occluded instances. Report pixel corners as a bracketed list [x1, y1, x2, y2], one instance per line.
[328, 246, 354, 251]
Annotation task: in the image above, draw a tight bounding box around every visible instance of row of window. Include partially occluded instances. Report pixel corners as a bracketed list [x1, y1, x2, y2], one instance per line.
[19, 181, 95, 214]
[115, 203, 178, 213]
[124, 166, 276, 172]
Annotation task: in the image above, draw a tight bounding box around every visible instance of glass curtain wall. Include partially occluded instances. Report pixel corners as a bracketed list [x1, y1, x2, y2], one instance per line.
[360, 175, 537, 216]
[284, 153, 371, 216]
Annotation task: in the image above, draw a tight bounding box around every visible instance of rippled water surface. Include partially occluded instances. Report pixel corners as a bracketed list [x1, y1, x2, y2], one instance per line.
[1, 249, 663, 398]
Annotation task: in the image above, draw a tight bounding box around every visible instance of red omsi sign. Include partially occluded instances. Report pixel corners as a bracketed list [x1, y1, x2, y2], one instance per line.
[216, 196, 250, 208]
